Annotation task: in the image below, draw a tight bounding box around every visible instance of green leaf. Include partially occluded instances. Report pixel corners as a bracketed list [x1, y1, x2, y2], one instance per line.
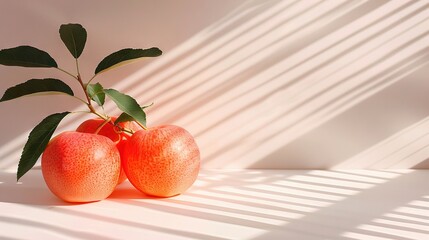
[115, 111, 145, 126]
[0, 78, 74, 102]
[0, 46, 57, 68]
[104, 89, 146, 127]
[59, 23, 87, 58]
[17, 112, 70, 180]
[115, 102, 153, 125]
[86, 82, 105, 106]
[95, 47, 162, 74]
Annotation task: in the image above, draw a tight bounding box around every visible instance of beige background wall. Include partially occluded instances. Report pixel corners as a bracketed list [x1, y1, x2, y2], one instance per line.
[1, 0, 429, 170]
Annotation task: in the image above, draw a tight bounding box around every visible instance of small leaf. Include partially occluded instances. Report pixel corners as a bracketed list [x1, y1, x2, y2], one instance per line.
[104, 89, 146, 127]
[86, 82, 105, 106]
[95, 48, 162, 74]
[115, 110, 145, 126]
[59, 23, 87, 58]
[17, 112, 70, 180]
[0, 78, 74, 102]
[115, 102, 153, 125]
[0, 46, 57, 68]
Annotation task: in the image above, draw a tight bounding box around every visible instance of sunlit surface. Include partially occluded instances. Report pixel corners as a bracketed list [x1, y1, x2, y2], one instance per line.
[0, 169, 427, 240]
[341, 192, 429, 240]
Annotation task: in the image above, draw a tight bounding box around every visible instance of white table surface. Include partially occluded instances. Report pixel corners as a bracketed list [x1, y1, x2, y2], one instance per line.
[0, 169, 428, 240]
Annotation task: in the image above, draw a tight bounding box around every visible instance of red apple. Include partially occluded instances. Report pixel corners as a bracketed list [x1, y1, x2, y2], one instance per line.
[42, 131, 121, 202]
[76, 117, 141, 184]
[123, 125, 200, 197]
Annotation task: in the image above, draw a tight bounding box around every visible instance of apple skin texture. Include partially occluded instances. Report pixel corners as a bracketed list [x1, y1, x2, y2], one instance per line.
[42, 132, 121, 203]
[76, 118, 140, 184]
[123, 125, 200, 197]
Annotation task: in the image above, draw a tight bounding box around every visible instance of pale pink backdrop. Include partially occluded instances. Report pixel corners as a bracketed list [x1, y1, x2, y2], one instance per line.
[1, 0, 429, 170]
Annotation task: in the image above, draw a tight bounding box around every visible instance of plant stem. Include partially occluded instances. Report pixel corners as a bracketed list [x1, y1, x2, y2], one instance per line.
[75, 59, 81, 79]
[73, 60, 106, 120]
[70, 110, 92, 114]
[121, 128, 135, 134]
[135, 121, 148, 130]
[78, 74, 91, 105]
[95, 117, 111, 135]
[58, 65, 98, 115]
[56, 61, 138, 135]
[71, 95, 89, 105]
[11, 92, 87, 104]
[87, 74, 97, 85]
[72, 59, 145, 133]
[57, 67, 79, 80]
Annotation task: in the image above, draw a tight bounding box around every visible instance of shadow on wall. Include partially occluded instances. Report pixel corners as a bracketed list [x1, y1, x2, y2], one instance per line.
[252, 60, 429, 169]
[0, 0, 263, 169]
[413, 158, 429, 168]
[106, 0, 429, 168]
[1, 0, 429, 170]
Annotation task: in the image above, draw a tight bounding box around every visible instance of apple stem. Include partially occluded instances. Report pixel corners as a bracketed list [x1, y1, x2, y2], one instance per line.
[95, 117, 111, 135]
[68, 111, 133, 134]
[121, 128, 135, 134]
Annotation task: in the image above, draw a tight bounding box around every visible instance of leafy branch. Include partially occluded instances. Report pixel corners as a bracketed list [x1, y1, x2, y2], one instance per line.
[0, 23, 162, 180]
